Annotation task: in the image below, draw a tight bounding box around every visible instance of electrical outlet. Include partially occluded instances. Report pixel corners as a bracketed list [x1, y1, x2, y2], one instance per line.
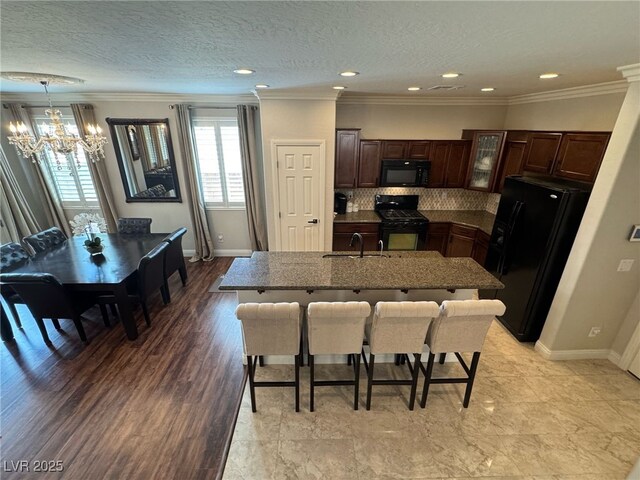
[217, 234, 224, 243]
[618, 259, 635, 272]
[588, 327, 601, 337]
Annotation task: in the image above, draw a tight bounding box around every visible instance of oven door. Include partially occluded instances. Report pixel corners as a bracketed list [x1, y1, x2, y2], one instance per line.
[381, 223, 428, 251]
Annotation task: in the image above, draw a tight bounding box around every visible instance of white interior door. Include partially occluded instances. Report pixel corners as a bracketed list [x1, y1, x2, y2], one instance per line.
[629, 347, 640, 380]
[274, 143, 324, 251]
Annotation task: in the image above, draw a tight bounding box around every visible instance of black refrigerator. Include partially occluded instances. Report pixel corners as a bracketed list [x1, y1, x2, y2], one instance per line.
[484, 175, 591, 342]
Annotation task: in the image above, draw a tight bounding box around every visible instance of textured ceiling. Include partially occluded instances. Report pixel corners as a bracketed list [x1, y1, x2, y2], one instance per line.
[1, 1, 638, 97]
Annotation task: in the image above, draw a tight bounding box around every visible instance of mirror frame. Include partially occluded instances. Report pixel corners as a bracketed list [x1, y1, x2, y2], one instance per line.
[106, 117, 182, 203]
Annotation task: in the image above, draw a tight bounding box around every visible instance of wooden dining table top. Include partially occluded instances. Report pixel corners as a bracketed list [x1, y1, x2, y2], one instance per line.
[10, 233, 169, 287]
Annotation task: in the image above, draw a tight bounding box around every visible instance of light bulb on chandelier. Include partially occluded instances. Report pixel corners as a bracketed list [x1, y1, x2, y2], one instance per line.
[6, 80, 108, 170]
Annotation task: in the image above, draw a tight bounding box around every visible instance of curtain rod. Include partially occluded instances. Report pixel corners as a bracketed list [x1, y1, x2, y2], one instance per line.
[3, 103, 70, 109]
[168, 105, 238, 110]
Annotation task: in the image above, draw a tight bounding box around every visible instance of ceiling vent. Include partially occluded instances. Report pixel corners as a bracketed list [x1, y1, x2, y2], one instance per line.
[427, 85, 465, 91]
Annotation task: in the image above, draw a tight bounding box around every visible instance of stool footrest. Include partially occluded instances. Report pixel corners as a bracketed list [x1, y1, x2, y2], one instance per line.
[253, 380, 297, 387]
[312, 380, 356, 387]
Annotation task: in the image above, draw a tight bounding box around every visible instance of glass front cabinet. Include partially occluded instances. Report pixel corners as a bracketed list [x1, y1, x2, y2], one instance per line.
[466, 131, 506, 191]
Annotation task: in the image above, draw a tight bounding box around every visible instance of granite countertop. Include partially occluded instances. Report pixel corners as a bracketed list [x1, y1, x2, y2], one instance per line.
[333, 209, 495, 234]
[333, 211, 381, 223]
[219, 251, 503, 291]
[419, 210, 496, 235]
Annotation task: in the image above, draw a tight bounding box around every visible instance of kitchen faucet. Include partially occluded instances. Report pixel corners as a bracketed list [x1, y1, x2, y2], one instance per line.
[349, 232, 364, 258]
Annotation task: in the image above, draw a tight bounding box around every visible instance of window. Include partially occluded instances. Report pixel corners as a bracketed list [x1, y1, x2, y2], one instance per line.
[192, 116, 245, 207]
[31, 108, 98, 208]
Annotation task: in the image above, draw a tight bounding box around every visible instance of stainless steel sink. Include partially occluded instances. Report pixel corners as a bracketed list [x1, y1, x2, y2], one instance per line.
[322, 253, 389, 259]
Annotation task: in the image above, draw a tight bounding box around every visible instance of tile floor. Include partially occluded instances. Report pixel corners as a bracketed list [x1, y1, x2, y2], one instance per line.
[223, 321, 640, 479]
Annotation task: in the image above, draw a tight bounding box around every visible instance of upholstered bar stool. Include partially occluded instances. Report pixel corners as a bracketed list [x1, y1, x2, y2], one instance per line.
[235, 302, 302, 413]
[306, 301, 371, 411]
[364, 301, 440, 410]
[420, 299, 506, 408]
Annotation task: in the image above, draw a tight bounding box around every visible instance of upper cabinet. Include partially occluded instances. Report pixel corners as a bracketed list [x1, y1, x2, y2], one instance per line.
[335, 129, 361, 188]
[407, 141, 431, 159]
[495, 140, 527, 192]
[552, 133, 610, 183]
[465, 131, 506, 192]
[358, 140, 382, 188]
[381, 141, 407, 159]
[428, 140, 471, 188]
[522, 132, 562, 174]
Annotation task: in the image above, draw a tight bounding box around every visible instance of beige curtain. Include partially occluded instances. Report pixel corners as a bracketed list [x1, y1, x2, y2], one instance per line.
[70, 104, 119, 233]
[237, 105, 268, 251]
[0, 146, 41, 242]
[6, 103, 71, 236]
[175, 104, 215, 261]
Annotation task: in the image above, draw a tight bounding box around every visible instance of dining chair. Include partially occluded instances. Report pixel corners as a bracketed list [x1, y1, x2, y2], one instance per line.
[117, 217, 152, 235]
[236, 302, 303, 412]
[162, 227, 188, 303]
[22, 227, 67, 255]
[99, 242, 169, 326]
[364, 301, 440, 410]
[0, 273, 108, 344]
[420, 299, 506, 408]
[306, 301, 371, 411]
[0, 242, 32, 328]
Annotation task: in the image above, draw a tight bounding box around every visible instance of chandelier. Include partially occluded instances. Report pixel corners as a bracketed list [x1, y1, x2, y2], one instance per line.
[7, 80, 107, 169]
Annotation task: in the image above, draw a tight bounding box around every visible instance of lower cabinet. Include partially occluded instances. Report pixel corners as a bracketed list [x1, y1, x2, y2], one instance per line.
[427, 222, 491, 266]
[333, 223, 380, 251]
[425, 222, 450, 256]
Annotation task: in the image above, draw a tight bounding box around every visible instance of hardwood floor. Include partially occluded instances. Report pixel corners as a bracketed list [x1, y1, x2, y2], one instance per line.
[1, 258, 244, 480]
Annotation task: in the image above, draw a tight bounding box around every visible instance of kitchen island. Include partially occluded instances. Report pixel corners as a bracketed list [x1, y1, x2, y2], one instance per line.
[220, 251, 503, 363]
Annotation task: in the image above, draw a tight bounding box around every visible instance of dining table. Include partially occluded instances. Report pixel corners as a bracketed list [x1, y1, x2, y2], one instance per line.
[6, 233, 169, 341]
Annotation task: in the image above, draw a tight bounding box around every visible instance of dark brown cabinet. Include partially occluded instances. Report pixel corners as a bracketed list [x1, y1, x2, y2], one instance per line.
[446, 224, 476, 257]
[381, 141, 408, 159]
[428, 141, 471, 188]
[495, 141, 527, 192]
[333, 223, 380, 251]
[472, 230, 490, 266]
[335, 129, 360, 188]
[426, 222, 450, 256]
[358, 141, 382, 188]
[407, 141, 431, 159]
[553, 133, 610, 183]
[523, 132, 562, 174]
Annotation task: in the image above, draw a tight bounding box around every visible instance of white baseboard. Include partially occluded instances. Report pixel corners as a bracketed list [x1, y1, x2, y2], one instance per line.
[182, 249, 252, 258]
[535, 340, 622, 366]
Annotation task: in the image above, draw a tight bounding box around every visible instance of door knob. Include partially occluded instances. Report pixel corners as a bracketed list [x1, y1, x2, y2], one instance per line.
[307, 219, 319, 224]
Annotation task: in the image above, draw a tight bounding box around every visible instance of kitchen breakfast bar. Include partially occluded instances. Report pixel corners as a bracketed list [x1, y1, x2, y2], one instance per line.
[219, 251, 504, 363]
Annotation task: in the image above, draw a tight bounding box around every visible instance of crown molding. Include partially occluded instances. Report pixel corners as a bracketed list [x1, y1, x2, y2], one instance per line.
[507, 80, 628, 105]
[337, 95, 508, 106]
[617, 63, 640, 83]
[253, 90, 341, 101]
[0, 91, 258, 105]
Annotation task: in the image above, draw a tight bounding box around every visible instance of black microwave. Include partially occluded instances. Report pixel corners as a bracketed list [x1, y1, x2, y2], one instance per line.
[380, 160, 430, 187]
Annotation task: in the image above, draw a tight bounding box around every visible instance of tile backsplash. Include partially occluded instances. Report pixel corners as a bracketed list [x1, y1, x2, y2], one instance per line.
[336, 187, 501, 214]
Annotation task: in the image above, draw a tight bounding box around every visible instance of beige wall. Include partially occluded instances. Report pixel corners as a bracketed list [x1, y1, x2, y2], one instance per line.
[504, 93, 625, 131]
[336, 103, 507, 139]
[258, 97, 337, 250]
[611, 290, 640, 357]
[538, 81, 640, 355]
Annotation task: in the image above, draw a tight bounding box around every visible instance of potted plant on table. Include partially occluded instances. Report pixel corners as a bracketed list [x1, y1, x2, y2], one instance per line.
[69, 213, 108, 256]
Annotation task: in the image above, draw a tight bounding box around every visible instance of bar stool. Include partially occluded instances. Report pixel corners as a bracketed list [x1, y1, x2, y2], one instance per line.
[420, 299, 506, 408]
[364, 301, 440, 410]
[306, 301, 371, 411]
[235, 302, 303, 413]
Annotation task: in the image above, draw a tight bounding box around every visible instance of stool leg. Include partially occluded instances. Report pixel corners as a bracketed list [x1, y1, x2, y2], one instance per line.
[354, 353, 361, 410]
[51, 318, 61, 330]
[309, 354, 315, 412]
[420, 352, 435, 408]
[347, 353, 352, 366]
[463, 352, 481, 408]
[259, 355, 265, 367]
[394, 354, 400, 366]
[439, 353, 446, 364]
[294, 353, 300, 412]
[409, 353, 422, 410]
[366, 353, 375, 411]
[247, 355, 257, 413]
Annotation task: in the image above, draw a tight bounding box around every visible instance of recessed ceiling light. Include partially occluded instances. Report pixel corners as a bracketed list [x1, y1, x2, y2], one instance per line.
[407, 87, 422, 91]
[339, 71, 359, 77]
[233, 68, 255, 75]
[255, 84, 269, 89]
[481, 87, 495, 92]
[442, 72, 461, 78]
[539, 73, 559, 79]
[332, 86, 347, 90]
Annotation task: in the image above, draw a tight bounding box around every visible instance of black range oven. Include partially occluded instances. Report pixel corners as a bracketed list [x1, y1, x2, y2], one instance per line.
[375, 195, 429, 251]
[379, 160, 430, 187]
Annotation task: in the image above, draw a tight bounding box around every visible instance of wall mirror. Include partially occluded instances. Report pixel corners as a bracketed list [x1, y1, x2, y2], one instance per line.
[106, 118, 181, 202]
